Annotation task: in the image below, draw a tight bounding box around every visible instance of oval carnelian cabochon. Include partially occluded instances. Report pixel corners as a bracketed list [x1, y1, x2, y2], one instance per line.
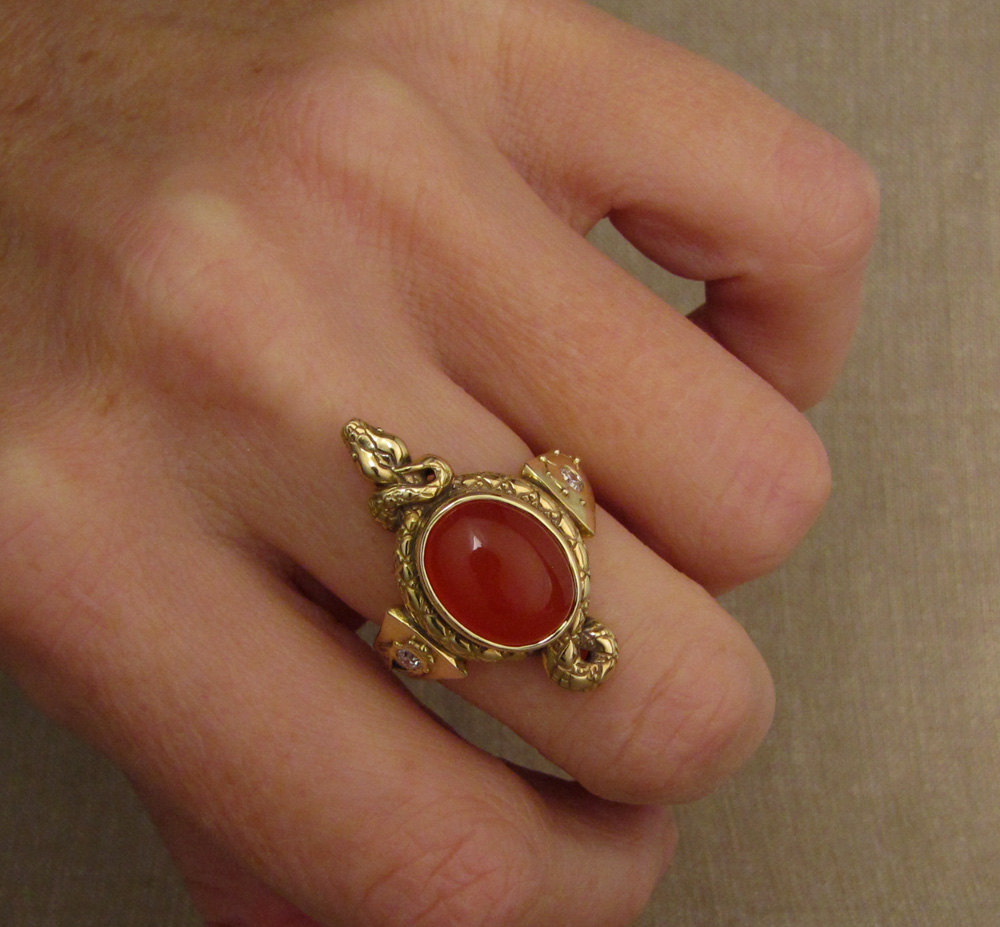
[420, 497, 577, 649]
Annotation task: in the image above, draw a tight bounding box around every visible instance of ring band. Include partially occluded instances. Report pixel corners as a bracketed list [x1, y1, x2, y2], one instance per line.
[343, 420, 618, 691]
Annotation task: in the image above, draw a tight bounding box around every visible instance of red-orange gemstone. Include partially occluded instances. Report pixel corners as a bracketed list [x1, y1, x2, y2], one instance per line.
[421, 498, 576, 648]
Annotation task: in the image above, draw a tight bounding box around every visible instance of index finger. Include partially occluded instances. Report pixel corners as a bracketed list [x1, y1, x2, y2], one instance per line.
[491, 0, 880, 408]
[0, 433, 675, 927]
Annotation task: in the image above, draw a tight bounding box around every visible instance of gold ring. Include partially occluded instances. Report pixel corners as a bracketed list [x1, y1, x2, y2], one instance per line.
[343, 420, 618, 691]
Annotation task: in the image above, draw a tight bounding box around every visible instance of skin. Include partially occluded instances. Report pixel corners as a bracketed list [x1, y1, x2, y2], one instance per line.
[0, 1, 879, 925]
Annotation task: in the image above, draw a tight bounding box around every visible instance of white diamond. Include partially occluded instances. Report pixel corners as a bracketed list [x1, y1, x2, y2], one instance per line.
[395, 648, 425, 673]
[560, 466, 584, 492]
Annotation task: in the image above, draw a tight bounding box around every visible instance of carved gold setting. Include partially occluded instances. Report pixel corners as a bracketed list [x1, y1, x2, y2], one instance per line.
[343, 420, 618, 691]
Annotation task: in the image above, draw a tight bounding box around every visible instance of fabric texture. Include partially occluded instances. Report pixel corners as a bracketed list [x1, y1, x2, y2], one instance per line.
[1, 0, 997, 923]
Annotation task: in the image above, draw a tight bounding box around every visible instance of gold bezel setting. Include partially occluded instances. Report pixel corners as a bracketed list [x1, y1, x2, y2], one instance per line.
[343, 420, 618, 691]
[413, 483, 587, 654]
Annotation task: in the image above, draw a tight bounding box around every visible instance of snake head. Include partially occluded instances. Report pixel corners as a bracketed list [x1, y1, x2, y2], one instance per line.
[342, 419, 411, 485]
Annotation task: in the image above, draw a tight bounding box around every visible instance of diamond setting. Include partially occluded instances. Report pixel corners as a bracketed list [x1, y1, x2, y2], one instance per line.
[394, 647, 427, 675]
[560, 466, 584, 492]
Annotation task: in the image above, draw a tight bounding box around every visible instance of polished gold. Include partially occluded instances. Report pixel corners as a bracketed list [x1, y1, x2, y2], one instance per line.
[415, 490, 583, 654]
[375, 608, 467, 680]
[343, 420, 618, 691]
[522, 451, 596, 537]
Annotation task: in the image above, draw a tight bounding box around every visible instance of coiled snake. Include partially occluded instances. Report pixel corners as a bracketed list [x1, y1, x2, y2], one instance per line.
[343, 419, 617, 691]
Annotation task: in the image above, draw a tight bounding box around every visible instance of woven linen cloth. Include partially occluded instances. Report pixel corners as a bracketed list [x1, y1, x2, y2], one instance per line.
[1, 0, 997, 923]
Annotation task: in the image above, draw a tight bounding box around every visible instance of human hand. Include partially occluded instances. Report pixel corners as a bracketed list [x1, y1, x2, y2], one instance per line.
[0, 1, 878, 924]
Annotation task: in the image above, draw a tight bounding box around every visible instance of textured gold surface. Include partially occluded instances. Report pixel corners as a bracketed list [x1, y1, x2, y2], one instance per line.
[2, 2, 998, 921]
[523, 452, 597, 537]
[343, 420, 617, 690]
[375, 608, 468, 680]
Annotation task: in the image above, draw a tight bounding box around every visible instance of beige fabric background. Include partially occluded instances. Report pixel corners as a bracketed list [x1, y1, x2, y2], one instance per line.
[2, 0, 998, 923]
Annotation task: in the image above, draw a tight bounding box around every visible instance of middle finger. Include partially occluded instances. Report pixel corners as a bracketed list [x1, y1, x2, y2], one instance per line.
[128, 150, 776, 807]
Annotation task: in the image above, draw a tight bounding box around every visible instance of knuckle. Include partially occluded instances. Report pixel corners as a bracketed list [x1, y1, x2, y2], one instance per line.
[772, 122, 881, 269]
[0, 445, 44, 605]
[356, 797, 541, 927]
[0, 431, 109, 700]
[266, 58, 398, 188]
[266, 57, 447, 232]
[114, 189, 310, 422]
[0, 431, 79, 591]
[591, 629, 774, 803]
[117, 191, 243, 360]
[710, 408, 832, 582]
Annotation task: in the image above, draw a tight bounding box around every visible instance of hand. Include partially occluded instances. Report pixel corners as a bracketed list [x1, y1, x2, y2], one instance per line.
[0, 1, 878, 924]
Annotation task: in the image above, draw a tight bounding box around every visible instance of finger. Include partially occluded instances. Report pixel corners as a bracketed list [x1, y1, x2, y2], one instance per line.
[113, 163, 778, 803]
[256, 99, 831, 592]
[487, 0, 879, 408]
[145, 761, 675, 927]
[408, 169, 832, 591]
[276, 5, 847, 588]
[145, 796, 322, 927]
[0, 429, 675, 927]
[209, 357, 776, 804]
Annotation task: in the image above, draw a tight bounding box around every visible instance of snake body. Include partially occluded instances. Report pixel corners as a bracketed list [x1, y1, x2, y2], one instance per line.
[342, 420, 453, 530]
[543, 617, 619, 691]
[343, 418, 616, 690]
[367, 458, 454, 530]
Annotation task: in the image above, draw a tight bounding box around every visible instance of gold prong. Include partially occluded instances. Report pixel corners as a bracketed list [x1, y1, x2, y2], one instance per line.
[523, 452, 596, 537]
[376, 608, 467, 679]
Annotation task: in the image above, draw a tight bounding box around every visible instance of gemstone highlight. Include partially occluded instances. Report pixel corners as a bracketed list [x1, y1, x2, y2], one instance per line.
[560, 465, 585, 492]
[421, 498, 577, 648]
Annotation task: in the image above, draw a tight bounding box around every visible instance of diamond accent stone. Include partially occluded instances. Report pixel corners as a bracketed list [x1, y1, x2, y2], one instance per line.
[560, 466, 584, 492]
[395, 647, 426, 674]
